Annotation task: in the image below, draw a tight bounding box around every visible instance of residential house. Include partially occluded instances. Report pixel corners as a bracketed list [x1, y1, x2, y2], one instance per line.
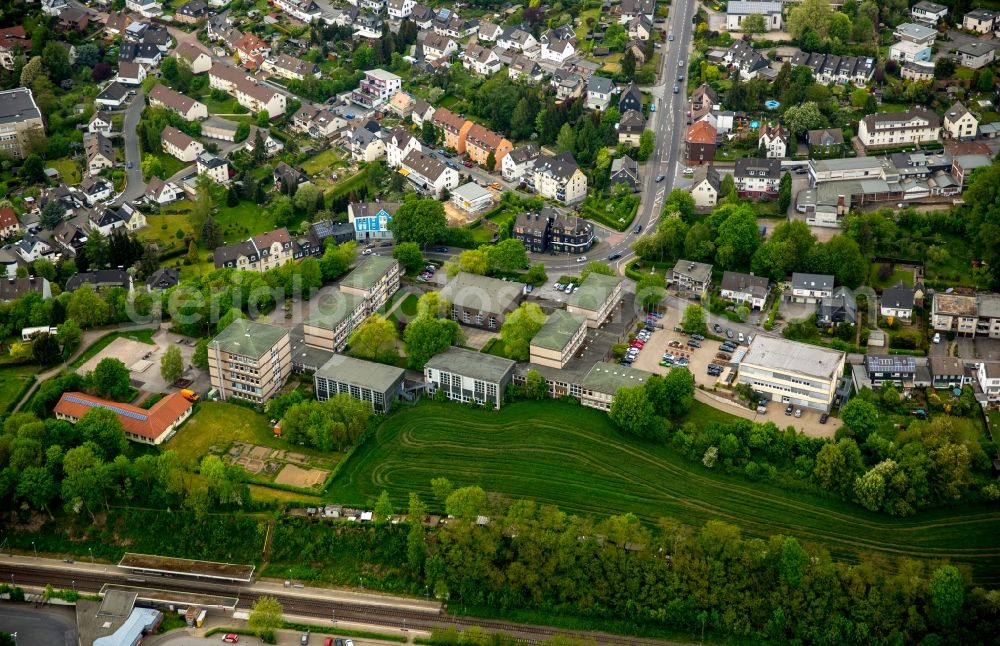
[349, 121, 386, 162]
[720, 271, 770, 310]
[502, 144, 539, 183]
[758, 123, 789, 158]
[118, 42, 163, 67]
[791, 272, 834, 304]
[387, 0, 415, 19]
[400, 149, 459, 197]
[197, 152, 229, 185]
[208, 318, 291, 403]
[930, 356, 969, 389]
[531, 153, 588, 204]
[478, 21, 503, 42]
[175, 0, 209, 24]
[461, 43, 502, 75]
[410, 99, 435, 128]
[628, 15, 653, 41]
[115, 61, 146, 87]
[902, 60, 936, 81]
[0, 27, 30, 71]
[618, 0, 655, 24]
[618, 109, 646, 147]
[380, 128, 417, 169]
[684, 120, 717, 165]
[513, 208, 552, 253]
[566, 272, 623, 326]
[808, 128, 845, 155]
[161, 126, 204, 162]
[944, 102, 978, 141]
[274, 0, 321, 22]
[865, 355, 917, 388]
[737, 336, 845, 412]
[529, 309, 588, 370]
[894, 22, 937, 45]
[726, 1, 783, 31]
[15, 234, 52, 263]
[497, 27, 539, 54]
[174, 42, 213, 74]
[553, 70, 584, 100]
[424, 347, 515, 409]
[291, 104, 347, 139]
[349, 201, 399, 243]
[440, 271, 523, 331]
[314, 356, 405, 413]
[0, 276, 51, 301]
[388, 91, 414, 119]
[451, 182, 494, 214]
[880, 282, 915, 322]
[94, 81, 128, 109]
[734, 157, 782, 199]
[149, 84, 208, 121]
[857, 109, 940, 149]
[911, 1, 947, 25]
[209, 63, 287, 116]
[817, 287, 857, 327]
[432, 107, 472, 153]
[103, 12, 132, 37]
[144, 177, 184, 205]
[0, 207, 19, 239]
[409, 3, 434, 28]
[88, 111, 114, 136]
[350, 68, 402, 109]
[976, 362, 1000, 403]
[618, 82, 642, 113]
[548, 210, 594, 254]
[268, 53, 319, 81]
[508, 55, 543, 82]
[125, 0, 162, 17]
[65, 269, 133, 292]
[963, 8, 997, 33]
[671, 259, 713, 296]
[930, 292, 979, 336]
[83, 132, 115, 175]
[242, 127, 283, 157]
[42, 0, 69, 17]
[273, 162, 308, 193]
[80, 176, 113, 205]
[421, 31, 458, 62]
[689, 84, 719, 121]
[214, 228, 295, 272]
[145, 267, 180, 291]
[541, 39, 575, 64]
[724, 40, 770, 80]
[958, 41, 997, 69]
[890, 40, 932, 63]
[609, 155, 639, 192]
[586, 75, 616, 111]
[689, 166, 721, 208]
[234, 32, 270, 69]
[465, 124, 512, 170]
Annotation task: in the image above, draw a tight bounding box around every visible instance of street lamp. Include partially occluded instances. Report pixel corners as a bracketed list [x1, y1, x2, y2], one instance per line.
[31, 541, 36, 558]
[71, 580, 75, 593]
[358, 577, 363, 590]
[425, 585, 429, 600]
[88, 547, 94, 565]
[331, 609, 336, 623]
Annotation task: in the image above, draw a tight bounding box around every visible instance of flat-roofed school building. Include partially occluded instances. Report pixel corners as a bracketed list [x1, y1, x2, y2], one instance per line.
[565, 273, 625, 327]
[301, 291, 367, 352]
[314, 355, 406, 413]
[339, 255, 401, 314]
[529, 309, 587, 369]
[736, 336, 845, 412]
[424, 346, 515, 408]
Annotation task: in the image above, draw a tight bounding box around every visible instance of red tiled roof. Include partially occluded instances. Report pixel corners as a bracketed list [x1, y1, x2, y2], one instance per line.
[466, 123, 504, 151]
[54, 391, 192, 442]
[432, 107, 468, 133]
[686, 120, 717, 145]
[0, 207, 18, 229]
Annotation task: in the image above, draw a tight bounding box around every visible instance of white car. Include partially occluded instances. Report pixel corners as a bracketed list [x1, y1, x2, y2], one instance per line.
[362, 248, 373, 256]
[683, 167, 694, 174]
[738, 332, 745, 343]
[576, 256, 588, 263]
[933, 332, 941, 344]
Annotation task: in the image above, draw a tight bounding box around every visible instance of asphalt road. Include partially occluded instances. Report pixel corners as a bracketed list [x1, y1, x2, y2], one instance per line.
[0, 604, 77, 646]
[118, 88, 147, 205]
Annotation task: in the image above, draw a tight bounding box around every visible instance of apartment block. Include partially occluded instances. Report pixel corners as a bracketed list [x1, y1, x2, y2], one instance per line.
[737, 336, 846, 412]
[339, 255, 401, 314]
[208, 319, 291, 403]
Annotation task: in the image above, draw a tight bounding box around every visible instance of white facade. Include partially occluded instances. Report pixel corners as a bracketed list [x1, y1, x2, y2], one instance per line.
[386, 132, 421, 169]
[858, 111, 940, 148]
[737, 337, 846, 412]
[976, 362, 1000, 403]
[690, 177, 718, 208]
[944, 107, 978, 140]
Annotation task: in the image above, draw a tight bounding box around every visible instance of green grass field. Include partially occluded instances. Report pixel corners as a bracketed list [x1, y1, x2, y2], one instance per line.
[48, 158, 81, 185]
[0, 363, 39, 413]
[329, 400, 1000, 584]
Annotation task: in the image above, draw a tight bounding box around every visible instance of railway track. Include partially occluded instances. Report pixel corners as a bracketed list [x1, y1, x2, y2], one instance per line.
[0, 563, 677, 645]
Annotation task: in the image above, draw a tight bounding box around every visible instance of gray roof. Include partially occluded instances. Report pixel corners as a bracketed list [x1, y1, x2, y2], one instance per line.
[930, 356, 964, 376]
[531, 309, 586, 351]
[533, 152, 580, 181]
[866, 354, 916, 374]
[587, 75, 615, 95]
[721, 271, 769, 298]
[881, 282, 915, 310]
[439, 272, 522, 314]
[566, 272, 623, 310]
[742, 336, 844, 380]
[315, 354, 405, 392]
[735, 157, 781, 179]
[792, 272, 834, 291]
[305, 292, 365, 330]
[727, 0, 782, 15]
[0, 88, 41, 125]
[340, 255, 398, 291]
[581, 361, 654, 395]
[451, 182, 492, 202]
[425, 346, 515, 383]
[672, 259, 713, 283]
[212, 318, 288, 358]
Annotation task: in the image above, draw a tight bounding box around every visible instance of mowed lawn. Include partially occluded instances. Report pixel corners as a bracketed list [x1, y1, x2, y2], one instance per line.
[329, 400, 1000, 585]
[0, 363, 39, 412]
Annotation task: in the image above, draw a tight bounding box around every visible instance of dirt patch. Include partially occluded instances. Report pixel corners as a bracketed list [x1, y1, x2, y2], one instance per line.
[78, 338, 157, 375]
[444, 201, 475, 226]
[274, 464, 329, 488]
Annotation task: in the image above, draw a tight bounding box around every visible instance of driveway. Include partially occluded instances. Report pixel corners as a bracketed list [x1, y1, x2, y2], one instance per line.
[117, 89, 146, 205]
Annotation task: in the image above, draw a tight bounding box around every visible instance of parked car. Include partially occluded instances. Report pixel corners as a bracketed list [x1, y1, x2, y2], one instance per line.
[933, 332, 941, 344]
[713, 323, 722, 333]
[668, 33, 674, 40]
[463, 160, 474, 168]
[738, 332, 745, 343]
[435, 246, 449, 252]
[725, 328, 734, 339]
[446, 161, 460, 170]
[691, 333, 704, 341]
[794, 408, 802, 418]
[576, 255, 588, 262]
[819, 413, 829, 424]
[362, 248, 373, 256]
[785, 404, 794, 416]
[687, 339, 701, 348]
[756, 405, 767, 414]
[675, 358, 689, 367]
[656, 174, 665, 182]
[609, 253, 622, 260]
[222, 636, 239, 644]
[716, 352, 731, 361]
[301, 633, 310, 645]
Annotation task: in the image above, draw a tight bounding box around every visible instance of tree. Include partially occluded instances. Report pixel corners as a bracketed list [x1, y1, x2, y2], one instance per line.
[293, 183, 322, 215]
[191, 175, 214, 239]
[813, 438, 863, 498]
[421, 120, 439, 146]
[388, 197, 447, 248]
[20, 56, 43, 87]
[778, 537, 808, 588]
[828, 11, 852, 41]
[56, 320, 82, 359]
[76, 408, 127, 460]
[681, 304, 707, 335]
[580, 261, 615, 282]
[320, 241, 357, 281]
[31, 332, 61, 366]
[621, 48, 637, 80]
[934, 57, 955, 79]
[85, 229, 109, 269]
[248, 596, 283, 641]
[740, 13, 767, 35]
[186, 240, 200, 267]
[192, 338, 209, 371]
[715, 204, 760, 269]
[404, 315, 461, 369]
[15, 466, 57, 517]
[457, 248, 488, 275]
[393, 242, 424, 273]
[348, 314, 398, 361]
[609, 386, 657, 439]
[788, 0, 833, 39]
[978, 68, 995, 92]
[557, 123, 576, 153]
[720, 173, 737, 201]
[430, 477, 453, 505]
[20, 154, 45, 184]
[445, 485, 487, 520]
[407, 492, 428, 572]
[160, 345, 184, 384]
[929, 565, 964, 629]
[636, 130, 655, 161]
[485, 239, 528, 273]
[500, 302, 545, 361]
[782, 102, 825, 137]
[636, 272, 666, 311]
[374, 490, 393, 525]
[201, 216, 222, 250]
[40, 199, 65, 230]
[67, 285, 110, 328]
[778, 172, 792, 214]
[42, 41, 71, 82]
[825, 235, 866, 288]
[646, 369, 694, 419]
[664, 189, 695, 221]
[91, 358, 131, 401]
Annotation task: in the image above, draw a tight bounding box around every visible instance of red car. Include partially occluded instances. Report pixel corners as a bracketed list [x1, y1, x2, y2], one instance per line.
[630, 341, 644, 349]
[222, 635, 239, 644]
[463, 160, 474, 168]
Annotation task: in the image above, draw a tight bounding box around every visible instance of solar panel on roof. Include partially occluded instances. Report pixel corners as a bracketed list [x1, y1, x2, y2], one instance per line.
[64, 395, 149, 421]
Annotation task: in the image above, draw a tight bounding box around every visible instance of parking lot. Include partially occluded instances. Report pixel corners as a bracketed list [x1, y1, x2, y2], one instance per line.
[629, 327, 732, 388]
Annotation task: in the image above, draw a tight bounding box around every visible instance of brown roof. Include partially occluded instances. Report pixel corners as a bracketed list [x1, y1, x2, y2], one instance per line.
[54, 391, 192, 442]
[149, 84, 202, 114]
[0, 207, 18, 229]
[432, 106, 468, 134]
[0, 26, 30, 50]
[466, 123, 504, 151]
[162, 125, 198, 150]
[253, 227, 292, 249]
[175, 41, 209, 64]
[686, 120, 717, 145]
